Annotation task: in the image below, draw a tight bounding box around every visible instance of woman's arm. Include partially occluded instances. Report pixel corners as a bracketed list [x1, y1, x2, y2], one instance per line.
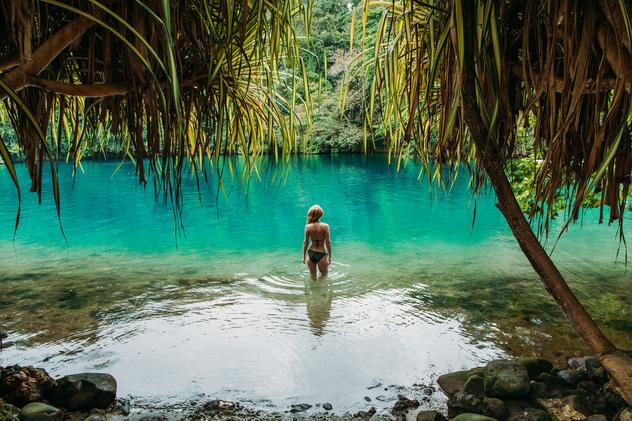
[302, 225, 309, 264]
[326, 225, 332, 264]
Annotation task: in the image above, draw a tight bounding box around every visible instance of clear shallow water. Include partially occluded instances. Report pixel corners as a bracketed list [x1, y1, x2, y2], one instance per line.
[0, 155, 630, 413]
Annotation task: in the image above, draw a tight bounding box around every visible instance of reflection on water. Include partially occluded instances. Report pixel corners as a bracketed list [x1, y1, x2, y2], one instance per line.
[0, 155, 630, 412]
[305, 279, 333, 336]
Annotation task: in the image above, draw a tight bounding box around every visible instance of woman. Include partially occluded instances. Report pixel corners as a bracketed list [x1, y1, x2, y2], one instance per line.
[302, 204, 332, 279]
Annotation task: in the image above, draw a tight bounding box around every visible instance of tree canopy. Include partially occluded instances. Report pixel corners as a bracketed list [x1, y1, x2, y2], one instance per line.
[0, 0, 311, 222]
[349, 0, 631, 236]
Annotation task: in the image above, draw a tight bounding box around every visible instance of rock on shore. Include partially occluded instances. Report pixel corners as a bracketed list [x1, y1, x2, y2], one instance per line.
[437, 356, 631, 421]
[0, 366, 118, 420]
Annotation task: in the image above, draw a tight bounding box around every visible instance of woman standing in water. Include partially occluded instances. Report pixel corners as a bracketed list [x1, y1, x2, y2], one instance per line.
[302, 204, 332, 280]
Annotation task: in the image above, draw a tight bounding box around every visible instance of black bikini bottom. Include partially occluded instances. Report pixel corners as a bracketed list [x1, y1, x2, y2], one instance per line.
[308, 250, 327, 263]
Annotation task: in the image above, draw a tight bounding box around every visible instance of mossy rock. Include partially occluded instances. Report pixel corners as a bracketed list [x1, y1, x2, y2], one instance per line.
[437, 367, 485, 396]
[484, 361, 531, 399]
[19, 402, 62, 421]
[452, 413, 499, 421]
[0, 403, 19, 421]
[464, 375, 486, 397]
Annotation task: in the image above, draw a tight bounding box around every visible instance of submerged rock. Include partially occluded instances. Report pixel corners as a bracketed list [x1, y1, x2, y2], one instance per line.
[416, 410, 447, 421]
[19, 402, 62, 421]
[484, 361, 531, 399]
[47, 373, 116, 410]
[392, 394, 419, 414]
[0, 365, 55, 406]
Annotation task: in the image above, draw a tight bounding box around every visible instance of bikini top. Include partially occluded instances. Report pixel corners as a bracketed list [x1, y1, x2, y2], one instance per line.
[311, 233, 326, 246]
[309, 222, 327, 246]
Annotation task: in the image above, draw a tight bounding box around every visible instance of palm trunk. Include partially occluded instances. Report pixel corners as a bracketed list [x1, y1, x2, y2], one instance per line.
[457, 1, 632, 404]
[482, 157, 632, 405]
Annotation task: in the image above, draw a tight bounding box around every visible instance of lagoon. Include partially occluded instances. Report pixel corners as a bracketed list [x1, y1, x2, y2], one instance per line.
[0, 155, 630, 413]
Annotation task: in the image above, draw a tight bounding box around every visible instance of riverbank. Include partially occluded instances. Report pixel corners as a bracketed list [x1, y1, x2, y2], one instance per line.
[2, 353, 631, 420]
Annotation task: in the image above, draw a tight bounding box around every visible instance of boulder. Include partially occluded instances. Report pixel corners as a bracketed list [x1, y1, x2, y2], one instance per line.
[47, 373, 116, 410]
[484, 361, 531, 399]
[437, 367, 485, 397]
[452, 413, 499, 421]
[464, 375, 485, 397]
[323, 402, 332, 411]
[0, 366, 55, 406]
[516, 358, 554, 380]
[568, 357, 599, 372]
[557, 369, 587, 387]
[562, 395, 590, 415]
[576, 381, 606, 414]
[19, 402, 62, 421]
[482, 397, 508, 420]
[529, 381, 549, 401]
[416, 410, 447, 421]
[448, 391, 482, 418]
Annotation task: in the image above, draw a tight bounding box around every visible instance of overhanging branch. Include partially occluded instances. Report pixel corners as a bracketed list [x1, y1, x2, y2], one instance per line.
[0, 15, 95, 98]
[26, 76, 129, 97]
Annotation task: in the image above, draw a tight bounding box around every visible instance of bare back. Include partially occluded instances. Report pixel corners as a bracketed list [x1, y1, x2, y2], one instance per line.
[306, 222, 329, 253]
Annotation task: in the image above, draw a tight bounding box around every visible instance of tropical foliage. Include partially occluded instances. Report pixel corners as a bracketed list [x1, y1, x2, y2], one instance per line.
[0, 0, 311, 223]
[345, 0, 631, 234]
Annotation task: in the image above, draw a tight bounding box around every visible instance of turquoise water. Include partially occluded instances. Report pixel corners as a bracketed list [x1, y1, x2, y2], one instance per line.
[0, 155, 630, 413]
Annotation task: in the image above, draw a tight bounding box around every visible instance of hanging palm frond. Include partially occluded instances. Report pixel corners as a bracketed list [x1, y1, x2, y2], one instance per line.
[346, 0, 631, 236]
[0, 0, 312, 223]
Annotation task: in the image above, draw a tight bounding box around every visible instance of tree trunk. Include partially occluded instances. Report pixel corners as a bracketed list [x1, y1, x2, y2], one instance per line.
[483, 157, 632, 405]
[457, 1, 632, 405]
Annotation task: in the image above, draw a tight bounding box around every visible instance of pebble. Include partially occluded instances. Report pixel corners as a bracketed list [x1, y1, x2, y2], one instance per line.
[289, 403, 312, 413]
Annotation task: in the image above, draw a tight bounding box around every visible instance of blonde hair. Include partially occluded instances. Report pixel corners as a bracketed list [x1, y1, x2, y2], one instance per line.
[307, 204, 324, 224]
